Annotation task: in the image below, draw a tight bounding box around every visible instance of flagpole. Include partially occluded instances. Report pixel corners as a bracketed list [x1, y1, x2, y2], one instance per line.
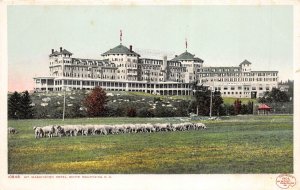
[120, 30, 122, 44]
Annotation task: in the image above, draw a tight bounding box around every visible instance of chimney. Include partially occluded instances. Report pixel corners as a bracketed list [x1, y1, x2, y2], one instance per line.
[51, 49, 54, 54]
[163, 55, 168, 81]
[60, 47, 62, 52]
[163, 56, 167, 70]
[129, 45, 132, 52]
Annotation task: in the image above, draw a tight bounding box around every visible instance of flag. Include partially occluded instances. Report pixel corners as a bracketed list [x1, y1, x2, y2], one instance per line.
[185, 38, 187, 50]
[120, 30, 122, 43]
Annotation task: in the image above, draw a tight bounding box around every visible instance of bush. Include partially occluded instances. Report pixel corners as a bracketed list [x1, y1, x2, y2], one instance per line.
[137, 107, 154, 117]
[127, 107, 137, 117]
[154, 103, 175, 117]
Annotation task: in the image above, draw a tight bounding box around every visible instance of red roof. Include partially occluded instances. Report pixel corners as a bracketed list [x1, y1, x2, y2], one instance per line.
[258, 104, 272, 110]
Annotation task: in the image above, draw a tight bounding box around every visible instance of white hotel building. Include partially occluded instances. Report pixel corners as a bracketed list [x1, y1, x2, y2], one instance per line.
[34, 43, 278, 98]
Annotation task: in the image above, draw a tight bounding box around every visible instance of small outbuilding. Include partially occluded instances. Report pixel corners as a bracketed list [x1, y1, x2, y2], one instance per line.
[257, 104, 272, 115]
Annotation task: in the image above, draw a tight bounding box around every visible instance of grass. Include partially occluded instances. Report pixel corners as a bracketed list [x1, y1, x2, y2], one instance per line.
[222, 97, 257, 105]
[7, 115, 293, 174]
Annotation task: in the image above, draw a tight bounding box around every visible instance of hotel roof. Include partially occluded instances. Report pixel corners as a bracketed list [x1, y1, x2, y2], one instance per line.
[239, 59, 252, 66]
[49, 49, 73, 56]
[171, 51, 203, 62]
[101, 44, 140, 57]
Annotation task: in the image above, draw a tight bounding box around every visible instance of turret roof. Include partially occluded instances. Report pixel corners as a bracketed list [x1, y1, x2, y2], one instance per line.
[101, 44, 140, 56]
[239, 59, 252, 66]
[49, 49, 72, 56]
[171, 51, 203, 62]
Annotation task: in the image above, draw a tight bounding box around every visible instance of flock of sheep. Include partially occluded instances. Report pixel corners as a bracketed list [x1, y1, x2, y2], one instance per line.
[32, 122, 207, 138]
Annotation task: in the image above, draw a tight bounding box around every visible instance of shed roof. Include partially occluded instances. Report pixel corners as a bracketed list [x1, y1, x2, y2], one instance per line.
[258, 104, 272, 110]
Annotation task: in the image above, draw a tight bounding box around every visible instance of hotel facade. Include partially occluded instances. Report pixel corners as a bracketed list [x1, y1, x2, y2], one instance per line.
[33, 43, 279, 98]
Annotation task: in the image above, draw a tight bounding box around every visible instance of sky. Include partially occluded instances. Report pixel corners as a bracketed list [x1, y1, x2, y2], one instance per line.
[7, 5, 293, 92]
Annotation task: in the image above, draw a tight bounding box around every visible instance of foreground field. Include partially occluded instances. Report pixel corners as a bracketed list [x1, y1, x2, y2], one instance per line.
[8, 115, 293, 174]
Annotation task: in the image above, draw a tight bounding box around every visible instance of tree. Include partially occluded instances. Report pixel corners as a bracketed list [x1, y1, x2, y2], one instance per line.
[173, 100, 189, 117]
[240, 104, 248, 114]
[258, 88, 289, 103]
[8, 92, 21, 119]
[212, 91, 224, 116]
[194, 90, 210, 116]
[234, 99, 242, 115]
[19, 91, 34, 119]
[194, 89, 224, 116]
[247, 101, 254, 114]
[228, 105, 235, 115]
[83, 87, 108, 117]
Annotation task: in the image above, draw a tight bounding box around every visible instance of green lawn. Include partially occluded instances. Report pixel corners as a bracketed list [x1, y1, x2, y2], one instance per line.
[8, 115, 293, 174]
[222, 97, 257, 105]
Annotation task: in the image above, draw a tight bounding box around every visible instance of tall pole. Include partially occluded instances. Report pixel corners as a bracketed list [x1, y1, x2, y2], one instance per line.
[62, 86, 66, 121]
[209, 88, 213, 118]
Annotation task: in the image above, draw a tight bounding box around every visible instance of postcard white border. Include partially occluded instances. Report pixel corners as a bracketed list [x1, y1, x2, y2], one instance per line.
[0, 0, 299, 190]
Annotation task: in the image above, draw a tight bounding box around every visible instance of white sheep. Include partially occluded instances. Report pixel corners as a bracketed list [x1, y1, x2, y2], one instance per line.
[8, 127, 18, 134]
[33, 126, 44, 138]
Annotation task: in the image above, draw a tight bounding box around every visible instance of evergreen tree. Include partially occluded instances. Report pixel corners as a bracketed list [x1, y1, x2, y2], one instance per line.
[212, 91, 224, 116]
[19, 91, 34, 119]
[228, 105, 236, 115]
[8, 91, 21, 119]
[194, 90, 210, 116]
[247, 101, 254, 114]
[194, 89, 224, 116]
[240, 104, 248, 114]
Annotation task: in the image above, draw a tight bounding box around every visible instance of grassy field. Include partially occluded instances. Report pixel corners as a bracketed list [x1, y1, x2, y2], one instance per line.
[222, 97, 257, 105]
[8, 115, 293, 174]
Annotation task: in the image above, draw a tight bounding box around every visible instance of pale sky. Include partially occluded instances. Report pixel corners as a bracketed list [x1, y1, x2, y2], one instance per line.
[8, 5, 293, 92]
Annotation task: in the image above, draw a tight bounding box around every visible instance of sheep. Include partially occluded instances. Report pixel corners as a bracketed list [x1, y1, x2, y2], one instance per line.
[55, 125, 76, 137]
[110, 125, 120, 134]
[123, 124, 133, 133]
[135, 124, 147, 133]
[93, 125, 107, 135]
[163, 123, 171, 131]
[32, 122, 207, 138]
[114, 124, 126, 134]
[183, 122, 195, 131]
[33, 126, 44, 138]
[172, 123, 184, 131]
[82, 125, 95, 136]
[194, 123, 207, 130]
[144, 123, 156, 133]
[155, 123, 171, 132]
[53, 125, 63, 137]
[8, 127, 18, 134]
[73, 125, 85, 136]
[41, 125, 55, 138]
[129, 124, 138, 133]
